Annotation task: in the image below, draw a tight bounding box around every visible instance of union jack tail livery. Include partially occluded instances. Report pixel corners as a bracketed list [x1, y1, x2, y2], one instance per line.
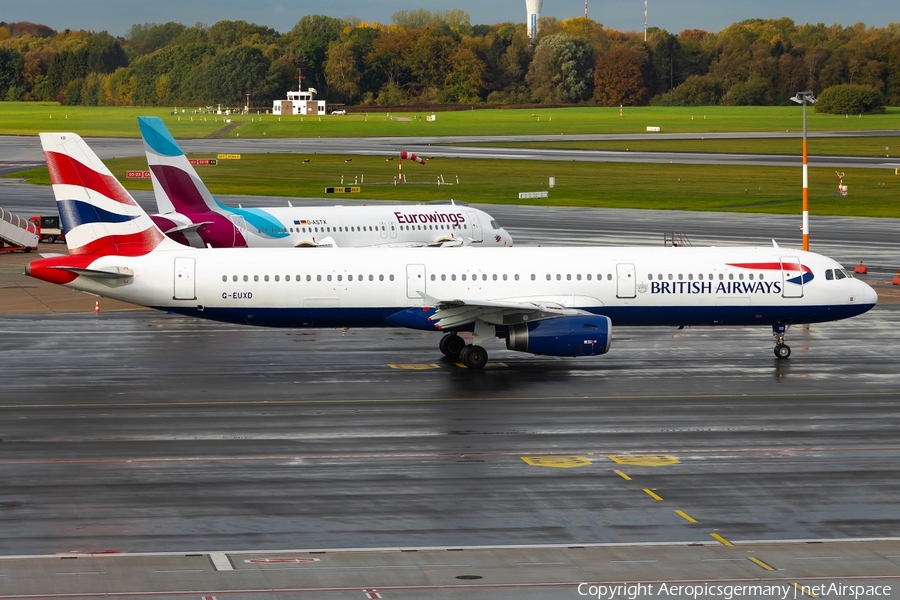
[40, 132, 180, 257]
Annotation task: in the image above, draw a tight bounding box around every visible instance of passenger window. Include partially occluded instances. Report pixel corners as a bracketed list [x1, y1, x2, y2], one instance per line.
[348, 275, 353, 281]
[451, 274, 457, 281]
[607, 274, 612, 281]
[441, 274, 446, 281]
[503, 274, 508, 281]
[327, 275, 332, 282]
[515, 274, 519, 281]
[254, 275, 259, 282]
[461, 274, 467, 281]
[317, 275, 322, 282]
[546, 274, 551, 281]
[531, 274, 536, 281]
[369, 275, 374, 281]
[233, 275, 238, 282]
[243, 275, 249, 282]
[728, 274, 734, 280]
[389, 274, 394, 281]
[274, 275, 279, 282]
[379, 275, 384, 281]
[430, 274, 436, 281]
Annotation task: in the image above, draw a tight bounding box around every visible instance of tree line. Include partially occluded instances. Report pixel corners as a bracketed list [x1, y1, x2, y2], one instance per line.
[1, 12, 898, 110]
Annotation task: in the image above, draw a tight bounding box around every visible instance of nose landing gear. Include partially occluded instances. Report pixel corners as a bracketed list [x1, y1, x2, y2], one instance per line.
[773, 324, 791, 359]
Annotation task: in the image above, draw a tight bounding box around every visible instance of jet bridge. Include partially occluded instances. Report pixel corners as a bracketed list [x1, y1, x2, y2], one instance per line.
[0, 207, 39, 252]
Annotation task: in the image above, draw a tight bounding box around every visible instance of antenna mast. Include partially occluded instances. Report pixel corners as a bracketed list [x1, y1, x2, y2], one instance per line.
[584, 0, 588, 18]
[644, 0, 648, 41]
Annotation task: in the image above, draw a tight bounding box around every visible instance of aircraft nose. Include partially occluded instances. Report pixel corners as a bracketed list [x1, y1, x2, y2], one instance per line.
[857, 279, 878, 306]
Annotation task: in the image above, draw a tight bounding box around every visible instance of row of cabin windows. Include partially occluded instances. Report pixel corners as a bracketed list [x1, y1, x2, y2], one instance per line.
[258, 223, 468, 235]
[221, 273, 614, 284]
[429, 273, 615, 282]
[223, 274, 396, 283]
[221, 271, 813, 285]
[648, 272, 767, 281]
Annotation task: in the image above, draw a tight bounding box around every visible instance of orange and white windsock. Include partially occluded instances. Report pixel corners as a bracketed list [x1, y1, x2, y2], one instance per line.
[399, 151, 425, 164]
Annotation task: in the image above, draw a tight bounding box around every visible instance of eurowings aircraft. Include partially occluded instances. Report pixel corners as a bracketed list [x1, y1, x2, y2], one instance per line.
[138, 116, 512, 249]
[30, 132, 878, 369]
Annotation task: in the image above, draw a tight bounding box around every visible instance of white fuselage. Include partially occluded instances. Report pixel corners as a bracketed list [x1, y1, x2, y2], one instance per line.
[60, 245, 877, 331]
[225, 204, 510, 248]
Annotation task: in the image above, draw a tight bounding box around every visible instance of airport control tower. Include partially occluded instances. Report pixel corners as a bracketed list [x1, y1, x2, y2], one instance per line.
[526, 0, 543, 39]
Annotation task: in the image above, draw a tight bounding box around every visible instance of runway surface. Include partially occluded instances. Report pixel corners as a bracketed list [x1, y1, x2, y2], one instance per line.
[3, 131, 899, 170]
[2, 148, 900, 597]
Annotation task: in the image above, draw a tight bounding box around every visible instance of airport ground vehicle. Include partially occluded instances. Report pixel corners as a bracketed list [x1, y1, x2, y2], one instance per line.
[28, 215, 65, 243]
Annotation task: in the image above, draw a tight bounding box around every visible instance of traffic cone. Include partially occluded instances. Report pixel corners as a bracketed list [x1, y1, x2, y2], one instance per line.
[94, 301, 100, 315]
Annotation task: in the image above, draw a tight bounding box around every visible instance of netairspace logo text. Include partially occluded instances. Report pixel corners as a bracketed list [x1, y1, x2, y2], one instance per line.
[576, 582, 892, 599]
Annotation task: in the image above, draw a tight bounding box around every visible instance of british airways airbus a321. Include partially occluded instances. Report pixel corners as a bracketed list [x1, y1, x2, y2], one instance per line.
[29, 132, 877, 369]
[138, 116, 511, 249]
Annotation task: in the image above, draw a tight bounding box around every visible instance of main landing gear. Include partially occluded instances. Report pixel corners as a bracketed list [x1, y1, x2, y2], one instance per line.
[439, 333, 488, 369]
[773, 324, 791, 359]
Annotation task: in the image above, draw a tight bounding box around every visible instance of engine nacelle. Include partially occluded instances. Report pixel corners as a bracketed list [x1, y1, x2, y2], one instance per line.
[506, 316, 612, 357]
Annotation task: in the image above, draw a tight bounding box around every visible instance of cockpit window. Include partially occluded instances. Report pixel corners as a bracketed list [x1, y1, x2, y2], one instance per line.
[490, 220, 500, 229]
[835, 268, 848, 280]
[825, 269, 834, 281]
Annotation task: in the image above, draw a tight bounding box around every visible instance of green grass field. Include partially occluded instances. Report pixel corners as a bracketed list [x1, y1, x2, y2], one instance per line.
[15, 153, 900, 218]
[1, 102, 898, 138]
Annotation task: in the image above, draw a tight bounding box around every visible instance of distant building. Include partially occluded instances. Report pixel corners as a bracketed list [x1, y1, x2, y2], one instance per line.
[272, 87, 326, 116]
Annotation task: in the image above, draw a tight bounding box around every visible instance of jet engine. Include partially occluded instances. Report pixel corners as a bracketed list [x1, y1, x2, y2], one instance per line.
[506, 315, 612, 357]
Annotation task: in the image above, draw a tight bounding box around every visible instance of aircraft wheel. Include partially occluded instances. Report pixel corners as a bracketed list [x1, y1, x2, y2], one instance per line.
[460, 344, 488, 369]
[439, 333, 465, 359]
[774, 344, 791, 359]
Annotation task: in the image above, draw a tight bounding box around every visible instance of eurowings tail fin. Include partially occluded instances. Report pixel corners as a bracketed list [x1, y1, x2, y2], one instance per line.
[39, 132, 181, 256]
[139, 116, 220, 215]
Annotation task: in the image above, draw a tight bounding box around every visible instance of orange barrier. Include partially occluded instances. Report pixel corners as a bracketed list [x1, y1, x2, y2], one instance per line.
[892, 272, 900, 286]
[853, 261, 868, 275]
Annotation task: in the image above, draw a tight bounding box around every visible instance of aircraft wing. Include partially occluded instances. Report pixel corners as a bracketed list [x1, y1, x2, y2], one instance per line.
[424, 295, 591, 329]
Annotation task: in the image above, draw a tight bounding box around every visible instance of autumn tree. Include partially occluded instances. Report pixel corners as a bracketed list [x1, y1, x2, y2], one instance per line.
[526, 32, 594, 103]
[593, 46, 647, 106]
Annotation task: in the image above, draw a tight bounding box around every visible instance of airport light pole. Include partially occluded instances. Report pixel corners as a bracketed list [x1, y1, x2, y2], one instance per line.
[791, 91, 816, 251]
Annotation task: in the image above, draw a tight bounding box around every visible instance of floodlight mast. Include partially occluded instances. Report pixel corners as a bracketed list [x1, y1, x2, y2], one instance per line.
[791, 91, 816, 251]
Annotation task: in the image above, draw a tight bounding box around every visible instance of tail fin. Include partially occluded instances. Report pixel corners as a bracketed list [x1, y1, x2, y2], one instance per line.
[139, 116, 219, 215]
[40, 132, 180, 256]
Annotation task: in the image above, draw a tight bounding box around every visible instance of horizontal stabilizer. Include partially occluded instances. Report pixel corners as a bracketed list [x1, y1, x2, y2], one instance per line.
[162, 221, 214, 235]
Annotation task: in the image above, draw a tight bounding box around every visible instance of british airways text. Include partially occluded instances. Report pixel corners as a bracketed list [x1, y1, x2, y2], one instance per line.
[651, 281, 783, 294]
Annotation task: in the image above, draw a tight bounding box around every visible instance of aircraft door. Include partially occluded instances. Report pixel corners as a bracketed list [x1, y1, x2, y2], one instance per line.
[781, 256, 804, 298]
[616, 263, 636, 298]
[379, 221, 387, 239]
[173, 257, 196, 300]
[406, 264, 426, 299]
[466, 212, 483, 242]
